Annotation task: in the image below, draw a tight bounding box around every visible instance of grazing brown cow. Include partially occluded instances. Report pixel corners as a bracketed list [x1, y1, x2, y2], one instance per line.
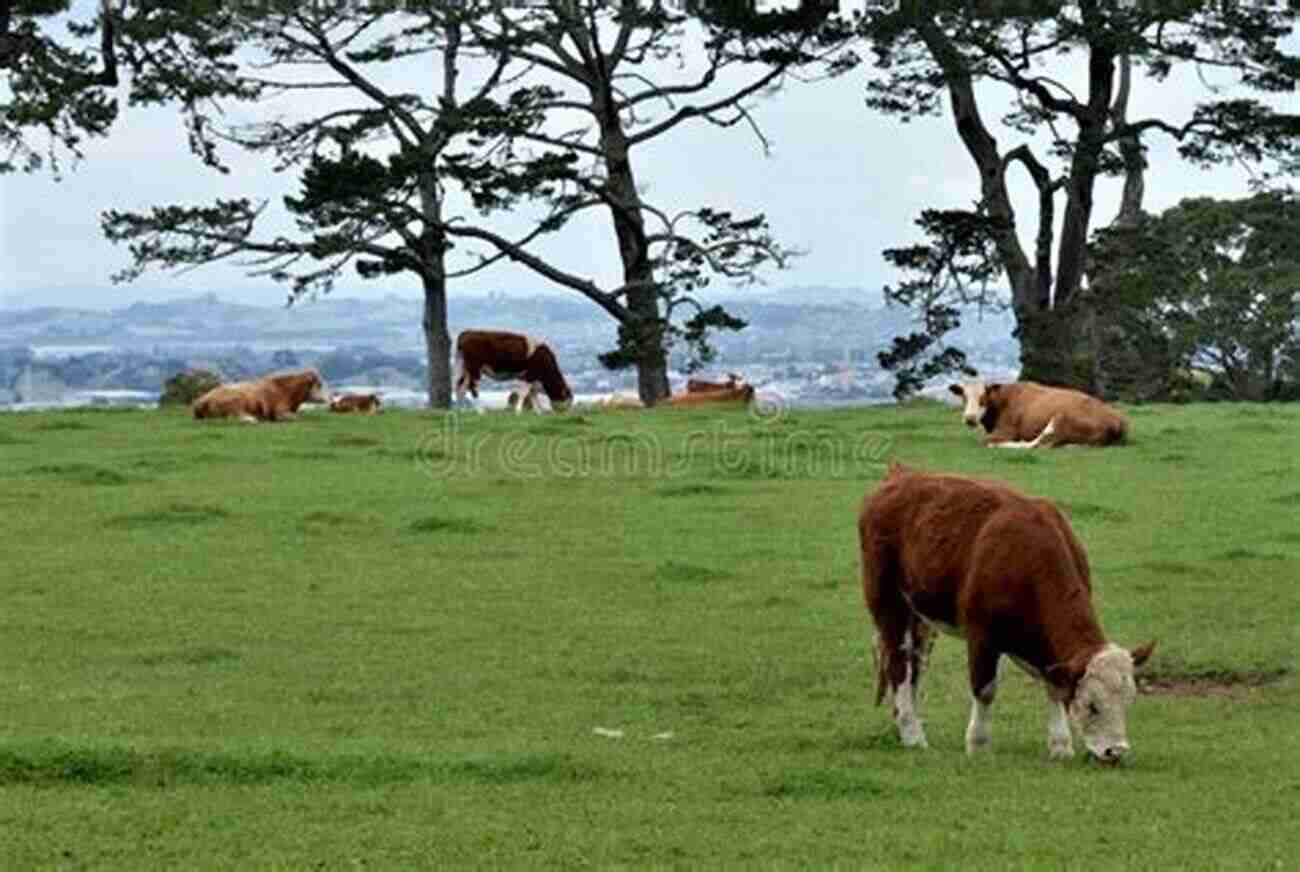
[859, 464, 1155, 762]
[949, 379, 1129, 448]
[329, 393, 382, 414]
[665, 384, 755, 408]
[455, 330, 572, 414]
[192, 369, 330, 423]
[686, 372, 744, 393]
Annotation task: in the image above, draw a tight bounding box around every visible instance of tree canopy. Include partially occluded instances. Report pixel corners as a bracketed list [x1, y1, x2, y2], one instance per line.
[861, 0, 1300, 396]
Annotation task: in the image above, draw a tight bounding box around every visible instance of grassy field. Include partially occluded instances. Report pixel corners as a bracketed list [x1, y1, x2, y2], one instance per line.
[1, 399, 1297, 869]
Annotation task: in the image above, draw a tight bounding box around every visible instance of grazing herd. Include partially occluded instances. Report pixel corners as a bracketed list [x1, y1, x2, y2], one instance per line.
[187, 326, 1151, 762]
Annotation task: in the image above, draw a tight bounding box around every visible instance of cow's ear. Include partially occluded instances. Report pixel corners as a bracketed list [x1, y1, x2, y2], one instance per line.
[1130, 640, 1157, 669]
[985, 384, 1001, 397]
[948, 384, 964, 397]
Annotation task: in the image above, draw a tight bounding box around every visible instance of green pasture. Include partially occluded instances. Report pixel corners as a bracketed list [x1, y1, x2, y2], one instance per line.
[0, 400, 1297, 869]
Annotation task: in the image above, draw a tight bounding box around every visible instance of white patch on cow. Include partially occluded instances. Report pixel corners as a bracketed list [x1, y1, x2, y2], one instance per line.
[523, 334, 539, 358]
[1070, 643, 1139, 763]
[1047, 701, 1074, 759]
[964, 681, 996, 753]
[893, 629, 928, 748]
[992, 416, 1058, 450]
[238, 413, 259, 425]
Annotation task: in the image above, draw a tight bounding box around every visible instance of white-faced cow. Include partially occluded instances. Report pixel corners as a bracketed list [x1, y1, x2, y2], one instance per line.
[686, 372, 745, 394]
[859, 464, 1155, 762]
[949, 379, 1129, 449]
[454, 330, 573, 414]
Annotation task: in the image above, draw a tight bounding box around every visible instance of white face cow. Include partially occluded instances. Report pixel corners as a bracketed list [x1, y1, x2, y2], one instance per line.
[948, 380, 989, 429]
[1060, 642, 1155, 764]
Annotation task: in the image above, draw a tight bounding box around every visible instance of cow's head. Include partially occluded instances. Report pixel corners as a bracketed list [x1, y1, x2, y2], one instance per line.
[948, 380, 1000, 431]
[306, 372, 331, 405]
[1051, 641, 1156, 764]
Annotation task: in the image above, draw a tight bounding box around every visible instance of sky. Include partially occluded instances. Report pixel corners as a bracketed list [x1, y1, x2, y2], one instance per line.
[1, 6, 1294, 311]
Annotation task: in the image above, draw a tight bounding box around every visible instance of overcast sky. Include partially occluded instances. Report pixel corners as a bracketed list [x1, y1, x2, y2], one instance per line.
[1, 7, 1294, 311]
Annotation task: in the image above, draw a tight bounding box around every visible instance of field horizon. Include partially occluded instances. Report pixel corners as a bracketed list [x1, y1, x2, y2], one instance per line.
[1, 401, 1297, 869]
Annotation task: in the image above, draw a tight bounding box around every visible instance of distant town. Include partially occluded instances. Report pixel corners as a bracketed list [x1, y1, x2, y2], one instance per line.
[0, 288, 1019, 410]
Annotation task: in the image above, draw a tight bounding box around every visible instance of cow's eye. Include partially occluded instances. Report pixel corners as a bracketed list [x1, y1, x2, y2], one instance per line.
[1087, 701, 1100, 717]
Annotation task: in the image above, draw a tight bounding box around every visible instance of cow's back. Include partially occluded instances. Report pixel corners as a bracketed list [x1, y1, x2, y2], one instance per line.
[1000, 383, 1127, 444]
[860, 467, 1088, 631]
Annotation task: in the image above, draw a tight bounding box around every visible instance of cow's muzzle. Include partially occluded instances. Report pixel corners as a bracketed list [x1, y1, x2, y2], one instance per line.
[1088, 743, 1130, 765]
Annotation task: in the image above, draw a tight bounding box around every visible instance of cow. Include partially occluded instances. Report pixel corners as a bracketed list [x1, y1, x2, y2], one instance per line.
[192, 369, 330, 423]
[949, 379, 1129, 448]
[454, 330, 573, 414]
[858, 464, 1155, 763]
[329, 393, 382, 414]
[596, 392, 644, 410]
[665, 384, 755, 408]
[686, 372, 745, 393]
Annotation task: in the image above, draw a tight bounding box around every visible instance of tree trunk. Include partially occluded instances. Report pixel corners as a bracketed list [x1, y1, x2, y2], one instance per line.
[421, 272, 453, 409]
[596, 92, 671, 405]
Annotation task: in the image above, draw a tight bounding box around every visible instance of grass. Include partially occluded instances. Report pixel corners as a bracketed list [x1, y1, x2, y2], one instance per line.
[0, 400, 1298, 869]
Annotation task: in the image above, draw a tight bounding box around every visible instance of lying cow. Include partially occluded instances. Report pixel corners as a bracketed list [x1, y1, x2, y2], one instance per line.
[665, 384, 755, 408]
[686, 372, 744, 393]
[193, 369, 330, 423]
[329, 393, 382, 414]
[455, 330, 573, 414]
[949, 379, 1128, 448]
[859, 464, 1155, 762]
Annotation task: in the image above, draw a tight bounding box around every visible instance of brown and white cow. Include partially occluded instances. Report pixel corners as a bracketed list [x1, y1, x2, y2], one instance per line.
[454, 330, 573, 414]
[665, 384, 755, 408]
[949, 379, 1129, 448]
[859, 464, 1155, 762]
[686, 372, 745, 394]
[329, 393, 382, 414]
[193, 369, 330, 423]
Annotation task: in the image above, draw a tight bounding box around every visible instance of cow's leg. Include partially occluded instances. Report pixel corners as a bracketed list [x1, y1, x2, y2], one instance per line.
[525, 382, 543, 415]
[865, 556, 928, 748]
[989, 417, 1057, 450]
[1046, 699, 1075, 759]
[964, 635, 1001, 754]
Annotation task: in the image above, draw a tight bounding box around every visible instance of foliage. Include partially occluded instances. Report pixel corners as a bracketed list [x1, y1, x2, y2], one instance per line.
[458, 0, 855, 398]
[857, 1, 1300, 393]
[1090, 192, 1300, 401]
[0, 402, 1297, 866]
[158, 367, 220, 406]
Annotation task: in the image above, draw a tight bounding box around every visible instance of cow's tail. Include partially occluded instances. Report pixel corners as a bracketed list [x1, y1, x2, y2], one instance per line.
[858, 518, 888, 708]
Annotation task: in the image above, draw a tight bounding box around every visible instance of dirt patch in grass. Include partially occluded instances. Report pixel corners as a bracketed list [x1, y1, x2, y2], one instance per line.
[28, 463, 132, 486]
[1139, 669, 1287, 698]
[407, 515, 491, 535]
[106, 503, 230, 529]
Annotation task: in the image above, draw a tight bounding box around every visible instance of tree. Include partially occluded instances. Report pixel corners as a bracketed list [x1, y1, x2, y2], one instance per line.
[2, 0, 121, 172]
[1090, 191, 1300, 401]
[100, 1, 579, 408]
[864, 0, 1300, 395]
[458, 0, 853, 403]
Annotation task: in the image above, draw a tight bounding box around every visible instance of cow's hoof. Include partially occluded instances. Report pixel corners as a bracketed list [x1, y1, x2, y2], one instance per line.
[965, 735, 992, 754]
[1048, 742, 1074, 760]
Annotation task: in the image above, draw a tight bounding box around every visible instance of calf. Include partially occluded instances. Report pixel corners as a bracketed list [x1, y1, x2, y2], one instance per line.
[949, 380, 1128, 448]
[859, 464, 1154, 762]
[455, 330, 572, 414]
[329, 393, 382, 414]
